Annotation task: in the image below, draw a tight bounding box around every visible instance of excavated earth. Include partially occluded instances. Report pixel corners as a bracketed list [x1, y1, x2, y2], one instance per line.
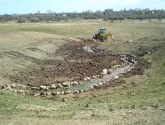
[7, 38, 124, 87]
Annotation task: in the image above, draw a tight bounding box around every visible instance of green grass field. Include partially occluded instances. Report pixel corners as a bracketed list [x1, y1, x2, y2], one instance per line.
[0, 21, 165, 125]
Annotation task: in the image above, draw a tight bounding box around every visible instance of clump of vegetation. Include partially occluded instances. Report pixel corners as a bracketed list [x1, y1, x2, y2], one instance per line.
[131, 104, 135, 109]
[17, 17, 27, 23]
[151, 103, 159, 109]
[30, 17, 40, 22]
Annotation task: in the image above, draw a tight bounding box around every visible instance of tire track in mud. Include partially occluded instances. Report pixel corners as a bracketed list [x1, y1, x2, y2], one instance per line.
[4, 51, 42, 64]
[2, 52, 34, 67]
[4, 51, 61, 65]
[27, 47, 53, 57]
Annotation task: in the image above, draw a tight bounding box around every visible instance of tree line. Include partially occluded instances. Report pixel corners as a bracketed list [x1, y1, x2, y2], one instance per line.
[0, 8, 165, 23]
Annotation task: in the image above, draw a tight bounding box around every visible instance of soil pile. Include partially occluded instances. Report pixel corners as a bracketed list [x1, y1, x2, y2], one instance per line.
[9, 40, 123, 86]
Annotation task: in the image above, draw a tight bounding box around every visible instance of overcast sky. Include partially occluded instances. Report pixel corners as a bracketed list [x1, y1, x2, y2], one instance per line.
[0, 0, 165, 15]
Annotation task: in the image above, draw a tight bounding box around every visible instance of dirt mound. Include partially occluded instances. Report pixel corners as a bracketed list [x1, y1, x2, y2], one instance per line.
[9, 39, 123, 86]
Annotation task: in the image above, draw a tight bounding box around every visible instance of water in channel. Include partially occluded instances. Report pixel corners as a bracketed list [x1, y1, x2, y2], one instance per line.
[67, 63, 132, 92]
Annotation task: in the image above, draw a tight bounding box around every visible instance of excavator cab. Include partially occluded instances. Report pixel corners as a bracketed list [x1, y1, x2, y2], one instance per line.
[99, 28, 106, 35]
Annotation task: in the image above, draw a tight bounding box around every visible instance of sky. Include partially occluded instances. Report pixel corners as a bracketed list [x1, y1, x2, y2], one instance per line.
[0, 0, 165, 15]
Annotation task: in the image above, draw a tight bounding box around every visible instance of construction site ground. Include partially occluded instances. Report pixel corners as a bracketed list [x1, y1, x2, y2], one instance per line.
[0, 22, 165, 125]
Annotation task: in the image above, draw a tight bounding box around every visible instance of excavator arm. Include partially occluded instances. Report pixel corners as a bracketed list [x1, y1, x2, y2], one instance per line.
[108, 32, 115, 41]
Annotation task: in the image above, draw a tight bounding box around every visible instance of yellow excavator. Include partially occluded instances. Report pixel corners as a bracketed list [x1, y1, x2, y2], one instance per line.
[93, 28, 115, 42]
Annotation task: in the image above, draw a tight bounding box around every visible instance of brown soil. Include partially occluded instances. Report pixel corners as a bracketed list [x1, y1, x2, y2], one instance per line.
[8, 39, 123, 86]
[123, 59, 151, 78]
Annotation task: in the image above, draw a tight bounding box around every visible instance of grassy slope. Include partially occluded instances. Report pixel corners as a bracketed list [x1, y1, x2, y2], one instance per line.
[0, 22, 165, 125]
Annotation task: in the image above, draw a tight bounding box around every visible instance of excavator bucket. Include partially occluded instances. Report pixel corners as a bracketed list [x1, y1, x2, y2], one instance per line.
[109, 32, 115, 41]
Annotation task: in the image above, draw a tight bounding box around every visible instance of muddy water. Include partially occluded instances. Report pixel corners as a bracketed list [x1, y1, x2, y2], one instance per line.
[67, 63, 132, 92]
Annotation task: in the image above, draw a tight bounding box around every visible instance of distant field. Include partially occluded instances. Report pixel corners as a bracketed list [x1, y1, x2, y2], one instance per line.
[0, 21, 165, 125]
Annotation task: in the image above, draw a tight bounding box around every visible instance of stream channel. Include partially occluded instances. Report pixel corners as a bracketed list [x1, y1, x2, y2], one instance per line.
[66, 46, 133, 92]
[67, 63, 132, 92]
